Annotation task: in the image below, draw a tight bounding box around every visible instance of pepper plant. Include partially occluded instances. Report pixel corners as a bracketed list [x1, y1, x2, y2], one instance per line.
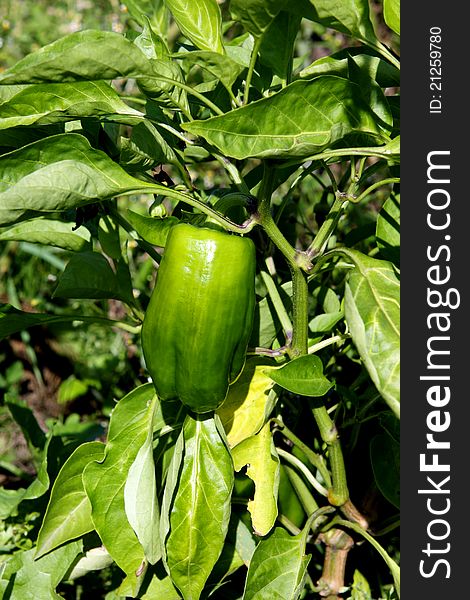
[0, 0, 400, 598]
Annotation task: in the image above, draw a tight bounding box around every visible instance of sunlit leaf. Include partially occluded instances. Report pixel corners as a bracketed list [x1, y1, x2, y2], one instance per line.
[36, 442, 105, 558]
[83, 386, 159, 594]
[232, 422, 279, 536]
[183, 77, 384, 160]
[266, 355, 333, 397]
[164, 0, 224, 53]
[243, 524, 311, 599]
[340, 249, 400, 417]
[217, 358, 277, 447]
[163, 414, 233, 600]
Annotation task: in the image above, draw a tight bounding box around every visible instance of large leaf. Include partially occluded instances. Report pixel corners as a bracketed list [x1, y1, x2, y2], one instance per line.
[259, 11, 301, 79]
[0, 30, 189, 113]
[176, 50, 244, 95]
[230, 0, 315, 38]
[164, 0, 224, 53]
[36, 442, 105, 558]
[384, 0, 400, 35]
[0, 303, 132, 341]
[0, 218, 91, 251]
[0, 30, 154, 84]
[83, 386, 159, 594]
[301, 48, 400, 88]
[0, 133, 156, 226]
[124, 413, 161, 564]
[230, 0, 285, 38]
[340, 249, 400, 417]
[376, 192, 400, 265]
[126, 210, 178, 246]
[0, 81, 143, 129]
[243, 525, 311, 600]
[306, 0, 379, 47]
[53, 252, 134, 304]
[217, 358, 277, 448]
[183, 76, 384, 160]
[266, 355, 334, 397]
[124, 0, 168, 34]
[120, 121, 177, 171]
[232, 422, 280, 536]
[163, 414, 234, 600]
[0, 541, 83, 600]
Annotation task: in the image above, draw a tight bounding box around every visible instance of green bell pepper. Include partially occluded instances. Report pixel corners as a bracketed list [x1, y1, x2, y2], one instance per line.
[142, 223, 256, 413]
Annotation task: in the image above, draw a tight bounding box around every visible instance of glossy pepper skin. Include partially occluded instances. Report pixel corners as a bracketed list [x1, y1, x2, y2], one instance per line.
[141, 223, 256, 414]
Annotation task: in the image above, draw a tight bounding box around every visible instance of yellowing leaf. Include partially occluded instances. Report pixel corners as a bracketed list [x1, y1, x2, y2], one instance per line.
[232, 422, 279, 536]
[217, 359, 277, 447]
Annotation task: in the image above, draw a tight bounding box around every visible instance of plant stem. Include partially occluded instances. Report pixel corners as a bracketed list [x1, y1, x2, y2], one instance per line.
[308, 334, 350, 355]
[244, 36, 263, 105]
[261, 271, 293, 342]
[283, 463, 320, 515]
[257, 163, 350, 507]
[277, 447, 328, 497]
[290, 267, 309, 356]
[352, 177, 400, 204]
[317, 528, 355, 599]
[272, 419, 332, 487]
[121, 183, 258, 234]
[306, 194, 349, 259]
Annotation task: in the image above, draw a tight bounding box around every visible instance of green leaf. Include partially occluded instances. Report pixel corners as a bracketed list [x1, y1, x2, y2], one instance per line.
[232, 422, 280, 536]
[0, 303, 130, 341]
[68, 546, 114, 580]
[126, 210, 178, 246]
[306, 0, 379, 47]
[0, 30, 189, 113]
[0, 133, 157, 226]
[351, 569, 373, 599]
[0, 218, 91, 251]
[183, 77, 383, 160]
[0, 30, 153, 85]
[370, 432, 400, 508]
[384, 0, 400, 35]
[124, 414, 161, 564]
[376, 192, 400, 266]
[139, 562, 181, 599]
[163, 414, 234, 600]
[134, 13, 170, 58]
[36, 442, 105, 558]
[120, 121, 177, 171]
[229, 0, 314, 39]
[123, 0, 168, 32]
[0, 81, 143, 129]
[83, 386, 159, 593]
[340, 249, 400, 417]
[346, 54, 392, 131]
[217, 358, 277, 448]
[176, 50, 244, 95]
[229, 512, 258, 566]
[53, 251, 132, 303]
[309, 311, 344, 333]
[266, 355, 334, 397]
[300, 48, 400, 88]
[1, 432, 55, 518]
[0, 541, 83, 600]
[5, 395, 46, 452]
[164, 0, 224, 53]
[243, 525, 311, 600]
[259, 11, 301, 79]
